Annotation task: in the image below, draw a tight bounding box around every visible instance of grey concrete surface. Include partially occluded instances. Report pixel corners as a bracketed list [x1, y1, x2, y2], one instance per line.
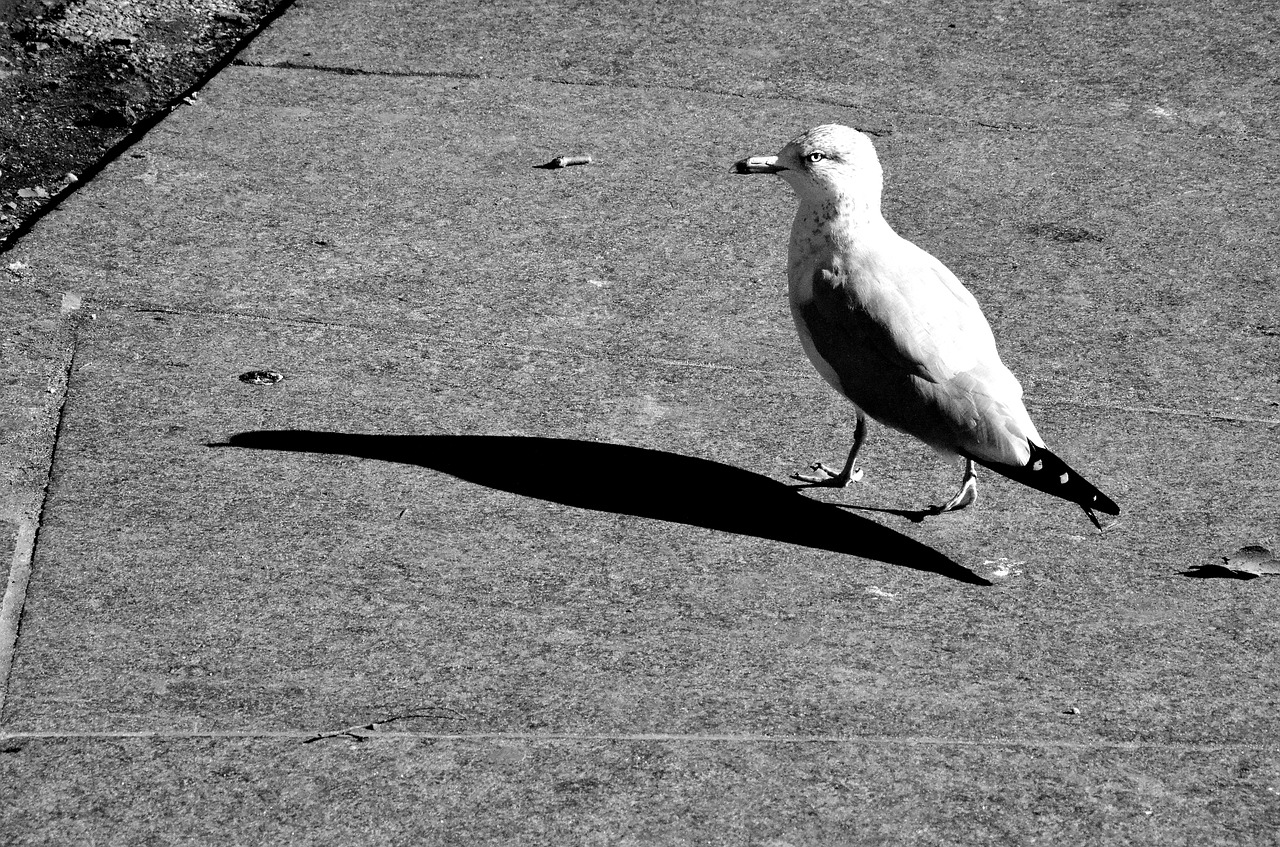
[0, 286, 66, 516]
[241, 0, 1276, 136]
[2, 0, 1278, 843]
[16, 70, 1279, 421]
[3, 737, 1277, 844]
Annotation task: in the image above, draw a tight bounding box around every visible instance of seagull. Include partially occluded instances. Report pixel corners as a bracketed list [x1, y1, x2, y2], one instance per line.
[732, 124, 1119, 527]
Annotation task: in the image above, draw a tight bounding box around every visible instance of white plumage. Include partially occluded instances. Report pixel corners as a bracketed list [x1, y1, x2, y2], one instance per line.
[733, 124, 1117, 525]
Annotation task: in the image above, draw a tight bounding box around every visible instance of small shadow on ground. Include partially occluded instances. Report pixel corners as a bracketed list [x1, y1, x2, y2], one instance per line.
[1178, 564, 1259, 580]
[214, 431, 988, 586]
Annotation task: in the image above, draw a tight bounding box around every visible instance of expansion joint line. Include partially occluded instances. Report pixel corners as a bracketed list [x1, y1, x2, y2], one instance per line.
[0, 309, 84, 720]
[0, 729, 1271, 756]
[232, 58, 482, 81]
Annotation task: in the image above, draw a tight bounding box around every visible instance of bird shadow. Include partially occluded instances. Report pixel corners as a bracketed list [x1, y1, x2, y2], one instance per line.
[212, 431, 989, 586]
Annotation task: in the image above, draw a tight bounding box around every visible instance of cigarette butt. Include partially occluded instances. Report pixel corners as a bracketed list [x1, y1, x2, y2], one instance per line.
[536, 154, 593, 169]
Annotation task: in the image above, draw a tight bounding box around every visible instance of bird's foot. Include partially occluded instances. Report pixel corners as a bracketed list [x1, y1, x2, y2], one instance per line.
[792, 462, 864, 488]
[928, 473, 978, 514]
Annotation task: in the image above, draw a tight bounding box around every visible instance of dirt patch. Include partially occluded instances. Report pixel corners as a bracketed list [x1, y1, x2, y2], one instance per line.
[0, 0, 284, 250]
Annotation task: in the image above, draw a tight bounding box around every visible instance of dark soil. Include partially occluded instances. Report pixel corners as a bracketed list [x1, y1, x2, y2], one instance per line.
[0, 0, 284, 250]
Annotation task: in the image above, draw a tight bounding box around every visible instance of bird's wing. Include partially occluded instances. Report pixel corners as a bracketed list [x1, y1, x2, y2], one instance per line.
[796, 238, 1041, 465]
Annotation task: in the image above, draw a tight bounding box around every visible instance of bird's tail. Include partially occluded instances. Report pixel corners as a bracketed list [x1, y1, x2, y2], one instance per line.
[970, 443, 1119, 527]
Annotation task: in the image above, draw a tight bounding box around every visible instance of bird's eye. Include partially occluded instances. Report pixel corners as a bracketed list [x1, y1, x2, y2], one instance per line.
[807, 151, 825, 163]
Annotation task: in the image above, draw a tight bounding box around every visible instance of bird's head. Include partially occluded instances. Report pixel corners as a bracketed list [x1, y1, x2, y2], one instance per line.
[733, 124, 883, 212]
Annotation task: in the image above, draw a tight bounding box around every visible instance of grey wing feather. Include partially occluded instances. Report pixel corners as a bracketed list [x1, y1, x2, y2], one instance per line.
[798, 249, 1042, 466]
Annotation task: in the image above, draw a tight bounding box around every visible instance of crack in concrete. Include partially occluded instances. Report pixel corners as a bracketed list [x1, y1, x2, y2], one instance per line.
[226, 58, 1279, 142]
[226, 57, 894, 136]
[14, 293, 1276, 427]
[234, 57, 483, 81]
[80, 297, 793, 377]
[0, 728, 1273, 755]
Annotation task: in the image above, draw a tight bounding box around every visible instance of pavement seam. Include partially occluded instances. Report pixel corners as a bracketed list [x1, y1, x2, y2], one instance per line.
[80, 299, 795, 377]
[72, 297, 1280, 426]
[0, 311, 82, 721]
[231, 59, 863, 129]
[234, 58, 484, 82]
[226, 59, 1279, 142]
[225, 55, 935, 132]
[1035, 399, 1280, 427]
[0, 729, 1273, 754]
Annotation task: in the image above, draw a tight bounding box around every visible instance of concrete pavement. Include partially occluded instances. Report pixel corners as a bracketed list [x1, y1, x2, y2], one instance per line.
[2, 1, 1277, 843]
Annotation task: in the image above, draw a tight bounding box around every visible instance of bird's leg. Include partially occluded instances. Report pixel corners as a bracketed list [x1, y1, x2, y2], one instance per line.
[930, 458, 978, 513]
[793, 412, 867, 487]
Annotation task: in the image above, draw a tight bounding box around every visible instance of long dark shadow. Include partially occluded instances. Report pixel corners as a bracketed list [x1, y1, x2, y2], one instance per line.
[215, 431, 988, 586]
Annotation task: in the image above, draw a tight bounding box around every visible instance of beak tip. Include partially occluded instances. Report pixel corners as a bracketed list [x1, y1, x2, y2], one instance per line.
[732, 155, 784, 175]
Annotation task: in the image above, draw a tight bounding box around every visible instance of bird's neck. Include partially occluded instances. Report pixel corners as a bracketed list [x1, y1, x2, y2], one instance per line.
[790, 196, 892, 256]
